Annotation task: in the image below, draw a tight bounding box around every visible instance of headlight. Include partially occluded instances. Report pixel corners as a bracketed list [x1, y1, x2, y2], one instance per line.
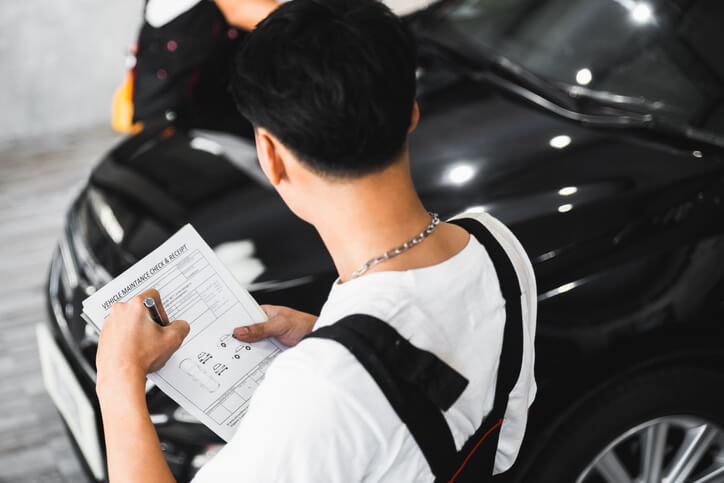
[67, 194, 112, 286]
[87, 188, 125, 244]
[58, 220, 101, 297]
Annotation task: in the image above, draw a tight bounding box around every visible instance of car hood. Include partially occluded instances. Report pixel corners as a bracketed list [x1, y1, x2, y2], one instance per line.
[84, 79, 724, 320]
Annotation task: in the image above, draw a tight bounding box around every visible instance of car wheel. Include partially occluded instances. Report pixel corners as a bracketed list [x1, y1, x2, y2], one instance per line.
[576, 415, 724, 483]
[520, 364, 724, 483]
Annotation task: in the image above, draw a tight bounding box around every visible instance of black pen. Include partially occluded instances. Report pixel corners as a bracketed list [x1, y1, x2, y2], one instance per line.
[144, 297, 167, 326]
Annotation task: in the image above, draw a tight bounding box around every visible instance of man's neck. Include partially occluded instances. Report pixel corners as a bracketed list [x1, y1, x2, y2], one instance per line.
[306, 159, 467, 283]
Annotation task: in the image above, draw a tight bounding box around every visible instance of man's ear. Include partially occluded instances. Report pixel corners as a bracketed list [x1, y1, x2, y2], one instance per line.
[255, 127, 286, 186]
[408, 101, 420, 134]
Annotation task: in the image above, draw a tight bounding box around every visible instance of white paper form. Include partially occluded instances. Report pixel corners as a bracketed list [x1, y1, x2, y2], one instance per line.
[82, 224, 285, 441]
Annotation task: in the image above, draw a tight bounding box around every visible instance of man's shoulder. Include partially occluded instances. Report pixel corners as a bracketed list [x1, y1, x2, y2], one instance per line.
[315, 220, 503, 324]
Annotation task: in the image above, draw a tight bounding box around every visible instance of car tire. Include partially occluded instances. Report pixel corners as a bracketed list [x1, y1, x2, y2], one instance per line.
[518, 363, 724, 483]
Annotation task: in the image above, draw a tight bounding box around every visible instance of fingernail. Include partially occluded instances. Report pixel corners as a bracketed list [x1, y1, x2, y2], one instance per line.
[233, 327, 249, 339]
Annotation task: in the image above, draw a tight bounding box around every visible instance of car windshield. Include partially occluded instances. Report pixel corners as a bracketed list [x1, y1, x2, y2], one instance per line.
[436, 0, 724, 139]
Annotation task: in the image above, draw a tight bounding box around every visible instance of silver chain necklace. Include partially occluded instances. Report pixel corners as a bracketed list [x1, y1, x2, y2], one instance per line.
[350, 212, 440, 279]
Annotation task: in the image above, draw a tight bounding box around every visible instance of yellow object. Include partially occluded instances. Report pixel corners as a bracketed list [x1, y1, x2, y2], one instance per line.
[111, 73, 143, 134]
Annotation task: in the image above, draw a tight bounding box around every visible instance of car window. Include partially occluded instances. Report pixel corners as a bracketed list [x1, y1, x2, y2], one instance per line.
[438, 0, 724, 137]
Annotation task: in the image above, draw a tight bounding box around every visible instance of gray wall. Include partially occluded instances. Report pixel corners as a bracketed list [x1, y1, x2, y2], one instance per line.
[0, 0, 144, 145]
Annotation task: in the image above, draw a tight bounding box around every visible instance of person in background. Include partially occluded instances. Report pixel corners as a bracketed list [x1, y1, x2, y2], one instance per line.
[215, 0, 280, 29]
[110, 0, 438, 134]
[97, 0, 537, 481]
[111, 0, 279, 134]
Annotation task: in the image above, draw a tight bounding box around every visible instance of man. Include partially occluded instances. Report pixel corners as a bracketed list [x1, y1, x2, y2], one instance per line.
[95, 0, 537, 481]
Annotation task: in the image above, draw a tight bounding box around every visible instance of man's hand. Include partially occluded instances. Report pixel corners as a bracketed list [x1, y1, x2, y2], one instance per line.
[233, 304, 317, 346]
[96, 289, 190, 392]
[95, 289, 186, 483]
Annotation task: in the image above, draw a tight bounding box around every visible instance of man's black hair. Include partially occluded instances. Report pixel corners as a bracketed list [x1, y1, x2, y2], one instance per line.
[231, 0, 417, 178]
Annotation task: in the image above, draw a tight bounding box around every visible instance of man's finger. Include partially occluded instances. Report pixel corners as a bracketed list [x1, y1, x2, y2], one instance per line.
[166, 320, 190, 347]
[233, 318, 284, 342]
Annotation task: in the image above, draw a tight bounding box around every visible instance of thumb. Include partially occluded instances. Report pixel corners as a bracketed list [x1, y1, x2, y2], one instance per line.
[234, 317, 285, 342]
[166, 319, 190, 348]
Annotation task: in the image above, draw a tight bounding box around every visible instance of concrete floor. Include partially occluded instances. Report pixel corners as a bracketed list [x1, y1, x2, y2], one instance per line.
[0, 127, 122, 482]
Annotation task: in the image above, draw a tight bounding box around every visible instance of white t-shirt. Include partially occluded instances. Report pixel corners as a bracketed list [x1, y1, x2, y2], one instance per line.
[193, 212, 537, 482]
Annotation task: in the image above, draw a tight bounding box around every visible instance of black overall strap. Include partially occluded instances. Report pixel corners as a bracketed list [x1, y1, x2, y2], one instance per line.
[445, 217, 524, 481]
[306, 315, 467, 477]
[304, 217, 525, 481]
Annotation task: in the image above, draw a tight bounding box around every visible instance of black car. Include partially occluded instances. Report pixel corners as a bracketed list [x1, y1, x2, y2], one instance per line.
[40, 0, 724, 481]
